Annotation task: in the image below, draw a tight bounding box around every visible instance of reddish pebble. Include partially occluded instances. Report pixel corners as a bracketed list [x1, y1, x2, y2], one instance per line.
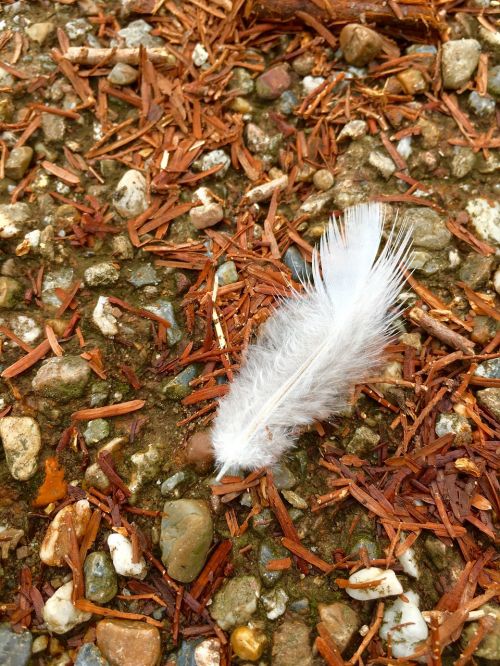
[256, 64, 291, 100]
[186, 430, 215, 472]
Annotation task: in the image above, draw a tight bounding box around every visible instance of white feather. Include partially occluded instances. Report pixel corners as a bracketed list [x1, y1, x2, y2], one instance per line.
[211, 202, 411, 479]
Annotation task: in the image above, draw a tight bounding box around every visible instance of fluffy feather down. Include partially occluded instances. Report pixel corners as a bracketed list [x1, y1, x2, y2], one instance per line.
[211, 202, 411, 479]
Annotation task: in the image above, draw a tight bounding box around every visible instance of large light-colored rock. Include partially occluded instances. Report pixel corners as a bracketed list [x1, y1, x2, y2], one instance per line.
[40, 500, 92, 567]
[0, 417, 41, 481]
[96, 619, 161, 666]
[43, 581, 92, 634]
[113, 170, 148, 219]
[442, 39, 481, 90]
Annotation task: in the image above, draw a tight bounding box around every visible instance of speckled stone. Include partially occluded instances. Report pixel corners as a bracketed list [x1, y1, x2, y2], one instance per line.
[84, 551, 118, 604]
[32, 355, 91, 402]
[0, 623, 32, 666]
[96, 619, 161, 666]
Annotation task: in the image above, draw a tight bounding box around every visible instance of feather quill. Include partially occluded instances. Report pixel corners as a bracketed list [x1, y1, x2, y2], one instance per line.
[212, 202, 411, 479]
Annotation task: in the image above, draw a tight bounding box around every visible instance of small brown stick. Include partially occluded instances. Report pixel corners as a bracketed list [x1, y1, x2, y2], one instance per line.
[64, 46, 176, 66]
[347, 602, 384, 665]
[408, 307, 475, 355]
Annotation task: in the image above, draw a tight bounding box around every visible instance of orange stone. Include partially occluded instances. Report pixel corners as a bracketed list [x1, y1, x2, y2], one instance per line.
[96, 619, 161, 666]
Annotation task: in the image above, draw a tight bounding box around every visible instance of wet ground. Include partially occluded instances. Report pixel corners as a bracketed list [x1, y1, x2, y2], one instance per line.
[0, 1, 498, 665]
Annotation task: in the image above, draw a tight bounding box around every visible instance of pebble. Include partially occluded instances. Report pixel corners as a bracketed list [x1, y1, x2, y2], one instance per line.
[185, 430, 214, 472]
[277, 90, 298, 115]
[127, 263, 159, 288]
[292, 53, 315, 76]
[144, 299, 182, 346]
[161, 471, 188, 495]
[282, 489, 307, 510]
[495, 268, 500, 295]
[210, 576, 260, 630]
[340, 24, 383, 66]
[441, 39, 481, 89]
[461, 603, 500, 661]
[258, 539, 288, 587]
[273, 463, 297, 490]
[0, 623, 32, 666]
[195, 149, 231, 178]
[41, 113, 66, 143]
[107, 532, 147, 579]
[84, 419, 110, 445]
[451, 146, 476, 179]
[84, 551, 118, 603]
[96, 619, 161, 666]
[313, 168, 334, 191]
[26, 22, 55, 45]
[262, 587, 289, 620]
[244, 175, 288, 204]
[272, 620, 312, 666]
[302, 75, 325, 95]
[84, 262, 120, 287]
[435, 412, 473, 444]
[466, 198, 500, 245]
[229, 67, 255, 95]
[0, 202, 30, 238]
[42, 267, 74, 307]
[346, 567, 403, 600]
[468, 91, 496, 117]
[487, 64, 500, 99]
[107, 63, 138, 86]
[31, 635, 48, 654]
[192, 637, 221, 666]
[396, 68, 427, 95]
[160, 499, 213, 582]
[5, 147, 33, 181]
[319, 603, 360, 653]
[40, 500, 91, 566]
[192, 43, 209, 67]
[190, 202, 224, 229]
[163, 364, 199, 400]
[458, 253, 493, 289]
[245, 123, 280, 154]
[256, 65, 291, 100]
[380, 592, 428, 658]
[230, 626, 266, 661]
[0, 276, 22, 307]
[346, 425, 380, 456]
[74, 643, 110, 666]
[93, 296, 119, 337]
[338, 119, 368, 142]
[43, 581, 92, 634]
[112, 235, 134, 260]
[216, 260, 238, 286]
[398, 544, 419, 578]
[0, 416, 41, 481]
[476, 388, 500, 421]
[117, 19, 163, 48]
[475, 358, 500, 380]
[299, 188, 334, 216]
[283, 246, 311, 282]
[113, 170, 148, 219]
[32, 355, 91, 402]
[406, 207, 451, 250]
[8, 314, 41, 345]
[368, 150, 396, 180]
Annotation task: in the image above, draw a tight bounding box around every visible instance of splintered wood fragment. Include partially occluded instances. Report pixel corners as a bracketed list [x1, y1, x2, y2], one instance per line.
[250, 0, 442, 31]
[408, 307, 475, 355]
[71, 399, 145, 421]
[282, 537, 334, 573]
[41, 160, 80, 185]
[74, 599, 164, 628]
[315, 622, 345, 666]
[1, 339, 51, 378]
[64, 46, 176, 66]
[347, 602, 384, 665]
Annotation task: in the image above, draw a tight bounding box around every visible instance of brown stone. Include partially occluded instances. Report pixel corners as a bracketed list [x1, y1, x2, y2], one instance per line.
[96, 619, 161, 666]
[339, 24, 383, 67]
[319, 602, 361, 653]
[397, 68, 428, 95]
[39, 499, 91, 567]
[186, 430, 214, 472]
[256, 64, 291, 100]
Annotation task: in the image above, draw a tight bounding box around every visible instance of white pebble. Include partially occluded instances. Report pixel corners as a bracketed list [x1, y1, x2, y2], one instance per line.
[380, 591, 428, 658]
[302, 75, 325, 95]
[108, 532, 147, 579]
[92, 296, 118, 337]
[346, 567, 403, 600]
[398, 545, 419, 579]
[192, 43, 209, 67]
[43, 581, 92, 634]
[397, 136, 412, 160]
[466, 198, 500, 245]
